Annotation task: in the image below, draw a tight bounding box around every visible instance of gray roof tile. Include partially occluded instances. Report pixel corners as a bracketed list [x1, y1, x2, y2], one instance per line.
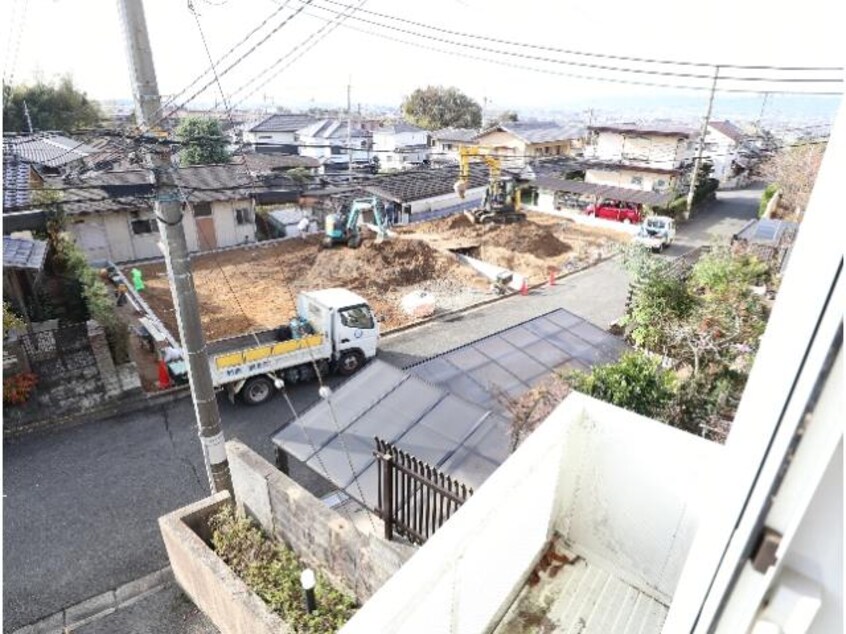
[3, 235, 48, 270]
[4, 133, 97, 167]
[248, 113, 317, 133]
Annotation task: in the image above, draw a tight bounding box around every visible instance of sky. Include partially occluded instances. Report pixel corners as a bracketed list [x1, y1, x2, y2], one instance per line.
[2, 0, 844, 121]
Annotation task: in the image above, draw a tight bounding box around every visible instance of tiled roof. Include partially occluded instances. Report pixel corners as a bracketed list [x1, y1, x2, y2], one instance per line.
[363, 164, 491, 203]
[296, 119, 370, 140]
[478, 121, 585, 144]
[708, 120, 746, 143]
[3, 235, 48, 270]
[589, 122, 696, 138]
[431, 128, 479, 143]
[248, 114, 317, 133]
[3, 155, 31, 211]
[238, 153, 320, 172]
[54, 164, 265, 215]
[3, 133, 97, 167]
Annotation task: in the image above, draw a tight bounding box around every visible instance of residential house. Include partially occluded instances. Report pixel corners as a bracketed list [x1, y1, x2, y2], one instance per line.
[584, 122, 697, 194]
[361, 163, 491, 224]
[703, 120, 752, 188]
[242, 113, 317, 150]
[371, 122, 430, 170]
[57, 164, 261, 263]
[429, 128, 479, 164]
[473, 121, 585, 168]
[3, 154, 47, 234]
[295, 119, 372, 173]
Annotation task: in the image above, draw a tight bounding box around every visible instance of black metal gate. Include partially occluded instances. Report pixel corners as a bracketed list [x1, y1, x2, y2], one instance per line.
[374, 437, 473, 545]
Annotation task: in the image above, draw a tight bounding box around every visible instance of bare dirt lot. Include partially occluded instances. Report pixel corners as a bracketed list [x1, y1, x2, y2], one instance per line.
[133, 212, 627, 342]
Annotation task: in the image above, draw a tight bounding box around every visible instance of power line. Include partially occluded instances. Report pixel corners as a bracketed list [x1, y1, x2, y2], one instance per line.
[303, 0, 842, 85]
[305, 0, 844, 74]
[152, 0, 295, 125]
[3, 0, 29, 85]
[294, 9, 844, 96]
[227, 0, 369, 110]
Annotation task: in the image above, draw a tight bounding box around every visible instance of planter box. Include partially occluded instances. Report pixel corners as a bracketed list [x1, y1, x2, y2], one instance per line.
[158, 491, 291, 634]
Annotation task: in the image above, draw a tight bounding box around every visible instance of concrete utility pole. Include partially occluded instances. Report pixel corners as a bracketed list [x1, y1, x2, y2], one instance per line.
[346, 79, 353, 182]
[23, 101, 34, 133]
[685, 65, 720, 219]
[116, 0, 233, 496]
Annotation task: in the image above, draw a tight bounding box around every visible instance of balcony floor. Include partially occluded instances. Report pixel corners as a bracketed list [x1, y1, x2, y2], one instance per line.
[493, 535, 669, 634]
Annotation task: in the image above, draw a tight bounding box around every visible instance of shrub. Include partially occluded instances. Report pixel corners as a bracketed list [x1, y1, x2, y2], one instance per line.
[3, 302, 26, 338]
[567, 351, 676, 419]
[3, 372, 38, 406]
[210, 505, 357, 633]
[758, 183, 779, 218]
[57, 237, 129, 363]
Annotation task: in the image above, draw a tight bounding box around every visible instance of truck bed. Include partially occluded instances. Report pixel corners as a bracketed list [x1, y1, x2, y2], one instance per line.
[207, 329, 279, 357]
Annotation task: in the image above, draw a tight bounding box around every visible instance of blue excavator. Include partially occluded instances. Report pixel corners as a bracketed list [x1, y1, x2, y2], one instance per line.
[322, 197, 391, 249]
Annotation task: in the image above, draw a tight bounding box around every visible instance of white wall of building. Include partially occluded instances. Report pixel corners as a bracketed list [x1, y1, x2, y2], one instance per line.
[406, 185, 487, 219]
[340, 393, 720, 634]
[590, 131, 693, 171]
[585, 167, 676, 193]
[244, 130, 296, 145]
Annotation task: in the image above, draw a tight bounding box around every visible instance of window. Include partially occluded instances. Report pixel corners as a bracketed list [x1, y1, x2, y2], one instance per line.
[131, 218, 158, 235]
[235, 208, 254, 225]
[631, 176, 643, 186]
[258, 135, 272, 140]
[193, 203, 212, 217]
[339, 305, 374, 329]
[544, 146, 550, 155]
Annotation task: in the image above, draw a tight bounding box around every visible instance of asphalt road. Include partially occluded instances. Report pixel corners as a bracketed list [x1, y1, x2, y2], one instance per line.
[2, 186, 763, 632]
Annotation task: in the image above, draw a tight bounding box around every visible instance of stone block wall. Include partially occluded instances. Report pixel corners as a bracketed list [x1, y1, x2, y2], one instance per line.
[227, 440, 414, 604]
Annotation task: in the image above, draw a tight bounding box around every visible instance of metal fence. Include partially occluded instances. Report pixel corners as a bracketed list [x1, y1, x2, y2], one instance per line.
[374, 437, 473, 545]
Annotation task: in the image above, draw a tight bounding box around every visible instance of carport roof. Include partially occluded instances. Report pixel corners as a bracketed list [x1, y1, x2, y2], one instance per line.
[272, 309, 627, 509]
[534, 176, 674, 206]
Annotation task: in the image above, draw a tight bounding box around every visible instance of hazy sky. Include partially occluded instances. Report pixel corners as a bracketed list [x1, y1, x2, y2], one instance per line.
[2, 0, 844, 115]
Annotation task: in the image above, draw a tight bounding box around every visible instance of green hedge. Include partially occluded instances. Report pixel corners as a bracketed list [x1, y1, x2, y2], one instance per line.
[758, 184, 779, 218]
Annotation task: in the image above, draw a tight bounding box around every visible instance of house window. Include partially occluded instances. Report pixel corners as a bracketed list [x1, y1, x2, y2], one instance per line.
[235, 208, 254, 225]
[446, 143, 452, 151]
[556, 145, 562, 155]
[655, 179, 667, 189]
[131, 218, 158, 235]
[544, 146, 550, 155]
[631, 176, 643, 186]
[258, 135, 272, 140]
[193, 203, 212, 217]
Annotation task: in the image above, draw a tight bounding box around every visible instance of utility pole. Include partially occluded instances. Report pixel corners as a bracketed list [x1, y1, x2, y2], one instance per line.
[756, 92, 770, 135]
[685, 65, 720, 219]
[116, 0, 232, 496]
[23, 101, 34, 133]
[346, 78, 352, 182]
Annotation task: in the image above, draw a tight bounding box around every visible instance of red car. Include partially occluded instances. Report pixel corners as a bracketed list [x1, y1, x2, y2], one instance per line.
[586, 200, 643, 224]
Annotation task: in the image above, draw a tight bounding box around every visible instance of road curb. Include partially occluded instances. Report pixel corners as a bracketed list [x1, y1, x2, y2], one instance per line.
[3, 386, 190, 440]
[382, 253, 620, 339]
[11, 567, 175, 634]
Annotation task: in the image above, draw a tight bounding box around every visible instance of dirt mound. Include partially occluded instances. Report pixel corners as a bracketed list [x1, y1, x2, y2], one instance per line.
[300, 239, 455, 292]
[484, 222, 572, 258]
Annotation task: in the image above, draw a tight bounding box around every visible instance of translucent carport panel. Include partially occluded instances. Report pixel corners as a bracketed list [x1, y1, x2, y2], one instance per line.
[410, 356, 463, 387]
[417, 395, 490, 444]
[438, 446, 500, 490]
[545, 309, 585, 330]
[460, 413, 511, 465]
[350, 376, 446, 444]
[318, 360, 408, 434]
[306, 432, 375, 490]
[272, 413, 339, 462]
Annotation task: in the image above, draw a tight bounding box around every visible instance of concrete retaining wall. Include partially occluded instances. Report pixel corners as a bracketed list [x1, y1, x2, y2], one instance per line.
[227, 440, 414, 604]
[158, 491, 290, 634]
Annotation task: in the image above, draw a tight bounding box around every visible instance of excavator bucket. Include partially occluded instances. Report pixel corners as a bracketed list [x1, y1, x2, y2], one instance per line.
[454, 180, 468, 199]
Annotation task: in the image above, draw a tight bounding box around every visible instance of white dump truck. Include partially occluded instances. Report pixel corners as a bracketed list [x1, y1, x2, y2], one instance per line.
[205, 288, 379, 405]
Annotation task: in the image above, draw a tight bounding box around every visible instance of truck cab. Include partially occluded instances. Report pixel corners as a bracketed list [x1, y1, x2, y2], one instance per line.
[298, 288, 379, 375]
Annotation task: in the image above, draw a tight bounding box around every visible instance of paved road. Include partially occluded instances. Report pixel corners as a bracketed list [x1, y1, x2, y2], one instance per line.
[2, 186, 763, 632]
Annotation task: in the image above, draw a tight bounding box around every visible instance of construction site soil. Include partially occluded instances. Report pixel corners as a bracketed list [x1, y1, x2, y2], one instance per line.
[134, 212, 625, 343]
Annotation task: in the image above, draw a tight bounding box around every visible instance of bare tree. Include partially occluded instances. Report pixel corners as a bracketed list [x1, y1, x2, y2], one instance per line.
[494, 374, 572, 452]
[760, 142, 826, 218]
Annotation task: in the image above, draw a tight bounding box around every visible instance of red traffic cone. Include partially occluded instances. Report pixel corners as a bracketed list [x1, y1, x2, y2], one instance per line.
[158, 359, 172, 390]
[520, 277, 529, 296]
[548, 268, 556, 287]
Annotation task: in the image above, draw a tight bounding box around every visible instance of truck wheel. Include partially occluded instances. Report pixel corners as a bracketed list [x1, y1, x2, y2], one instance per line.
[241, 376, 273, 405]
[337, 351, 363, 376]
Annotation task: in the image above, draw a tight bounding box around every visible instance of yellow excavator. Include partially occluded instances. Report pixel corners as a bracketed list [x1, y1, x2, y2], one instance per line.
[453, 145, 527, 224]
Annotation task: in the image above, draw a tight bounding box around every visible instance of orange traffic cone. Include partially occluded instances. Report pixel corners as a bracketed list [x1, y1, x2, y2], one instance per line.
[548, 267, 556, 287]
[158, 359, 172, 389]
[520, 278, 529, 296]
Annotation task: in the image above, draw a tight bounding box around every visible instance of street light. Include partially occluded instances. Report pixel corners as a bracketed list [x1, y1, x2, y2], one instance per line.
[300, 568, 317, 614]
